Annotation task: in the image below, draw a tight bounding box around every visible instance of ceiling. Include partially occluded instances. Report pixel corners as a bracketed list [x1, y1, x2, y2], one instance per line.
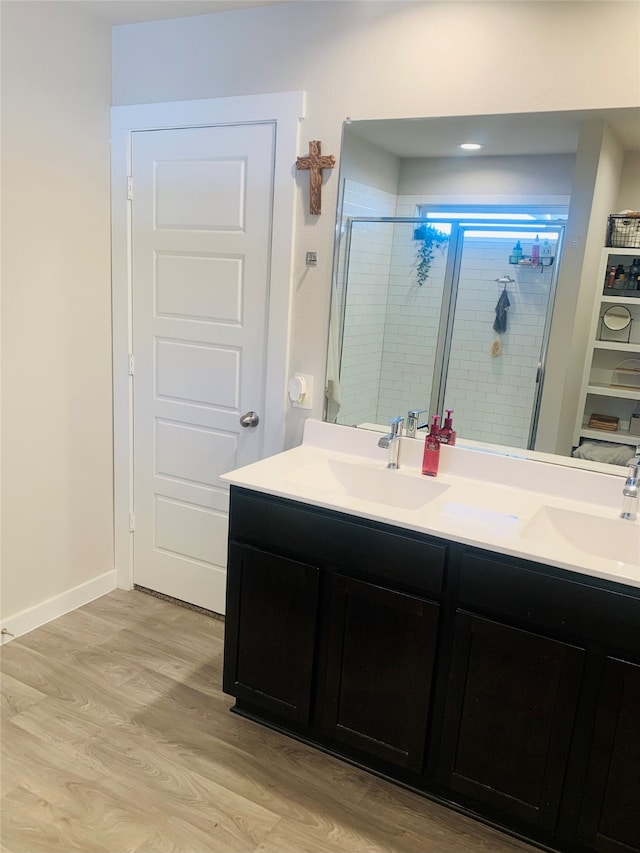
[84, 0, 295, 25]
[346, 108, 640, 158]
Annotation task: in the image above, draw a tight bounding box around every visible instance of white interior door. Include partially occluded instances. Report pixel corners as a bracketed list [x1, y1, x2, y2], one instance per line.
[131, 122, 275, 613]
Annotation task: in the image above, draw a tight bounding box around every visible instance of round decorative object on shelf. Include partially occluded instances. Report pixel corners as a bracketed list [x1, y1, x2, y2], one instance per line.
[602, 305, 632, 332]
[610, 359, 640, 390]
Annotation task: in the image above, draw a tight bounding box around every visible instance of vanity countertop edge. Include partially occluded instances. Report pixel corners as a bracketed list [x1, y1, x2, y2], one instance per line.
[221, 420, 640, 591]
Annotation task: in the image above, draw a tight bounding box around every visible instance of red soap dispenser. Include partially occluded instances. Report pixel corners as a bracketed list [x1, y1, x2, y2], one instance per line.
[439, 409, 457, 446]
[422, 415, 441, 477]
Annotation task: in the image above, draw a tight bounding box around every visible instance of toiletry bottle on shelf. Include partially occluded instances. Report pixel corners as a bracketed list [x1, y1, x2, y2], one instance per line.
[540, 239, 553, 265]
[510, 241, 523, 264]
[531, 235, 540, 264]
[439, 409, 457, 445]
[606, 265, 617, 288]
[422, 415, 441, 477]
[615, 264, 626, 284]
[628, 257, 640, 290]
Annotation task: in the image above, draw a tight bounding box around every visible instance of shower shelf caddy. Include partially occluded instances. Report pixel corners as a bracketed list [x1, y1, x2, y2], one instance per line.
[507, 256, 553, 267]
[573, 247, 640, 448]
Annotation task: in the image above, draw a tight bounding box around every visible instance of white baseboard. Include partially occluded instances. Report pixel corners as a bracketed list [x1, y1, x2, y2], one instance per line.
[0, 570, 117, 644]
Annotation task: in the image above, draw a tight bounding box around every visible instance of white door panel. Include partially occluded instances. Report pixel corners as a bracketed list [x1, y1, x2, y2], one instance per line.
[155, 254, 243, 323]
[155, 339, 241, 408]
[132, 122, 275, 613]
[155, 420, 236, 490]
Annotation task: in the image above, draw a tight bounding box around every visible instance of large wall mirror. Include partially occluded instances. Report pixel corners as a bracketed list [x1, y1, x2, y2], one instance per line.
[326, 107, 640, 472]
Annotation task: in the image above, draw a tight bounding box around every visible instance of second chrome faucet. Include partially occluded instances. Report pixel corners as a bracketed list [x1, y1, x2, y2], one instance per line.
[406, 408, 428, 438]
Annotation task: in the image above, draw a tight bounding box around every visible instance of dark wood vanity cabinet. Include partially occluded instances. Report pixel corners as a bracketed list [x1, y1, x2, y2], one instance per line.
[322, 574, 439, 772]
[223, 542, 320, 726]
[438, 611, 585, 833]
[224, 487, 446, 769]
[223, 487, 640, 853]
[576, 656, 640, 853]
[446, 548, 640, 850]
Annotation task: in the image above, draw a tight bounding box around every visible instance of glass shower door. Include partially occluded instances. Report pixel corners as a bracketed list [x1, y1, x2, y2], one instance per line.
[436, 225, 563, 449]
[336, 218, 450, 428]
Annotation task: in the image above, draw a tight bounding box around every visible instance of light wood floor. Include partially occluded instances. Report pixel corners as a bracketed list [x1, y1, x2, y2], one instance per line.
[1, 589, 539, 853]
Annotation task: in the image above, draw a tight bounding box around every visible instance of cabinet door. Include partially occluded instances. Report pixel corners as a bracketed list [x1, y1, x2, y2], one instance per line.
[322, 574, 439, 772]
[223, 543, 320, 726]
[438, 611, 584, 832]
[577, 656, 640, 853]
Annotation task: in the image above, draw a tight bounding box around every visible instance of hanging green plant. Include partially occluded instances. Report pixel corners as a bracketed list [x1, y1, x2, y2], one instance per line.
[413, 223, 449, 286]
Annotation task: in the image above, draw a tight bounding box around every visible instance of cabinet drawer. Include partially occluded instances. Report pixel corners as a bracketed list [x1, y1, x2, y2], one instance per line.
[457, 548, 640, 650]
[230, 488, 445, 596]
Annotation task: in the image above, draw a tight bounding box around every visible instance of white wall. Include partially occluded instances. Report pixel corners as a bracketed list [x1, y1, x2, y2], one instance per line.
[398, 155, 576, 197]
[616, 150, 640, 210]
[1, 1, 114, 629]
[341, 131, 400, 196]
[112, 0, 640, 448]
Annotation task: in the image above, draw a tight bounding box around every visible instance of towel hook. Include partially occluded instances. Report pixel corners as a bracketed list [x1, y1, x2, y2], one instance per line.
[495, 275, 514, 289]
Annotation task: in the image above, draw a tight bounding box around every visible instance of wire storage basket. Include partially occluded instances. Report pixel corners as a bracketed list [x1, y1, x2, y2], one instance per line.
[607, 213, 640, 248]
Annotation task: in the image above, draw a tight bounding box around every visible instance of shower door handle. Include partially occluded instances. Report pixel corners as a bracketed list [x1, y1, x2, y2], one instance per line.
[535, 361, 543, 384]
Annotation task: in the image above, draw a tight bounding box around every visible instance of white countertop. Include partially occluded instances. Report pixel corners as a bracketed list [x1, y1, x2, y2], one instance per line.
[221, 420, 640, 590]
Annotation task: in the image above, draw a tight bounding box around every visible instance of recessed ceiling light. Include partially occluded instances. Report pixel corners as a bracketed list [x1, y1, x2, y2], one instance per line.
[459, 142, 483, 150]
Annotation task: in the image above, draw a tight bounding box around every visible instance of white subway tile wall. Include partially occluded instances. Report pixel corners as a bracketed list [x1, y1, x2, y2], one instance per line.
[444, 237, 553, 448]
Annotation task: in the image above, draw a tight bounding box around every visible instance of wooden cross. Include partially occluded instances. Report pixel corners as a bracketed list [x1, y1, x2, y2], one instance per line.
[296, 140, 336, 215]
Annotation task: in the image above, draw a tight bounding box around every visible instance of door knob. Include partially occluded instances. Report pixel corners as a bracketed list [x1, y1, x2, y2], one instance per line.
[239, 411, 260, 428]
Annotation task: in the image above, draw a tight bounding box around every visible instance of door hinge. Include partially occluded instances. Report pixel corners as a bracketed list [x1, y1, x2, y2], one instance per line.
[129, 512, 135, 533]
[127, 176, 133, 201]
[128, 354, 134, 376]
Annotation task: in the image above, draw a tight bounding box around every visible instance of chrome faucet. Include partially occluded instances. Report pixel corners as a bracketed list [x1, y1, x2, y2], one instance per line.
[620, 456, 640, 521]
[378, 416, 404, 469]
[406, 408, 428, 438]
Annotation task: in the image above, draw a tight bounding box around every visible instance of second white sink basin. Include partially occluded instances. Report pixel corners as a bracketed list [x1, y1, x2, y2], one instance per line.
[522, 505, 640, 565]
[284, 458, 449, 510]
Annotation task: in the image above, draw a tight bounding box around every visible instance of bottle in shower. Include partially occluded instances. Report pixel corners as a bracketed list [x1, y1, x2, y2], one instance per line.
[422, 415, 441, 477]
[531, 235, 540, 264]
[540, 239, 553, 265]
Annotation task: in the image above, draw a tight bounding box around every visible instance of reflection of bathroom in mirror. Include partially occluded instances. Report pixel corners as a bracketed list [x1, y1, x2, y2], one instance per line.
[326, 108, 640, 466]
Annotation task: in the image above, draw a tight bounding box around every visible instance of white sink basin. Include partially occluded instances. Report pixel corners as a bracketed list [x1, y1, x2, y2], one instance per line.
[522, 505, 640, 565]
[284, 458, 449, 510]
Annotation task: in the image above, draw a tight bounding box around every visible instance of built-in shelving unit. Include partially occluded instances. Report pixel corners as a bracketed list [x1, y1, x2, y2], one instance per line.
[573, 247, 640, 449]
